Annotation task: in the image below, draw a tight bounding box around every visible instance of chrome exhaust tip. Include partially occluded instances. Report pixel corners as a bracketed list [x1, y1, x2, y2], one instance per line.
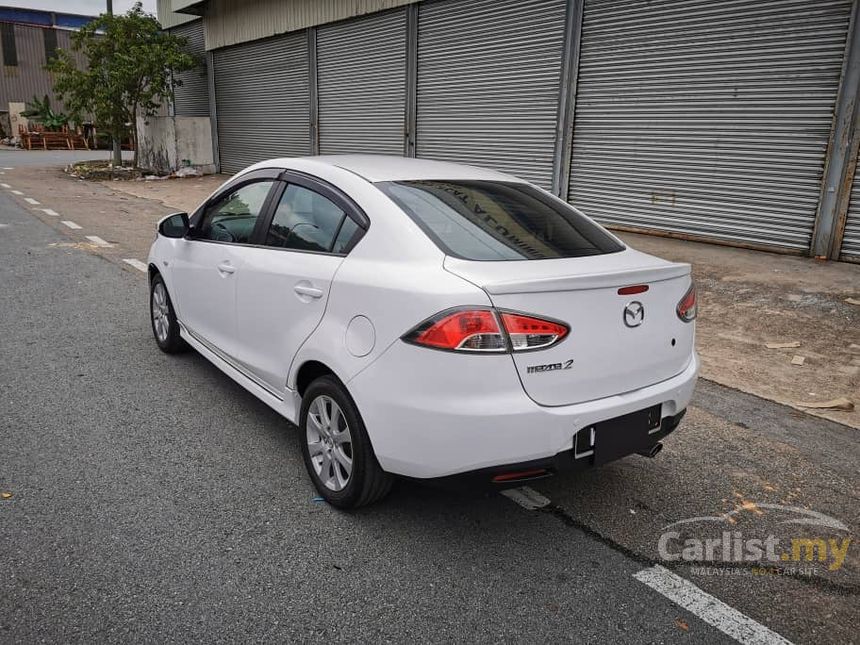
[637, 442, 663, 458]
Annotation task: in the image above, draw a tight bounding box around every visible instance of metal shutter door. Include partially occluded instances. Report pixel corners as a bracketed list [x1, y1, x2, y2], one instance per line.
[416, 0, 566, 189]
[172, 20, 209, 117]
[317, 9, 406, 154]
[568, 0, 852, 251]
[214, 33, 310, 175]
[841, 153, 860, 260]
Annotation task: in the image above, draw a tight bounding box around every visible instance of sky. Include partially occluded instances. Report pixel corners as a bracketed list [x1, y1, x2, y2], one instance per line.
[0, 0, 157, 17]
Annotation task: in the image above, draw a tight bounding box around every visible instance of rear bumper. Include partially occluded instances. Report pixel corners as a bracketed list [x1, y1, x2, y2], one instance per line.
[347, 342, 699, 479]
[415, 409, 686, 490]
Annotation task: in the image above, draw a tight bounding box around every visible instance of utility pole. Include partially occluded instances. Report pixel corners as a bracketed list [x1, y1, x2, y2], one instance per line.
[107, 0, 122, 166]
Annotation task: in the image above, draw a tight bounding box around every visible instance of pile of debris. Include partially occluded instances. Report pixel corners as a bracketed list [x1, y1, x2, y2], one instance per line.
[65, 160, 205, 181]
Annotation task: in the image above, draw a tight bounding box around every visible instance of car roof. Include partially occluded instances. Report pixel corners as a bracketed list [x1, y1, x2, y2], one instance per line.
[261, 154, 526, 183]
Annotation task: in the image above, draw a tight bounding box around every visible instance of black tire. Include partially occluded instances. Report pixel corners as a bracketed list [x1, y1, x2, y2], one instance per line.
[149, 273, 187, 354]
[299, 375, 393, 509]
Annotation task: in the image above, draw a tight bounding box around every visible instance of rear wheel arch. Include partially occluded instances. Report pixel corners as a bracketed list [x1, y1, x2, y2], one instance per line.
[295, 360, 341, 397]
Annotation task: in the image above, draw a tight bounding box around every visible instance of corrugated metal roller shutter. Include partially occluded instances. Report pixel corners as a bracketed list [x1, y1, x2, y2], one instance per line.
[416, 0, 566, 189]
[568, 0, 852, 251]
[171, 20, 209, 117]
[841, 151, 860, 260]
[317, 9, 406, 154]
[213, 33, 310, 175]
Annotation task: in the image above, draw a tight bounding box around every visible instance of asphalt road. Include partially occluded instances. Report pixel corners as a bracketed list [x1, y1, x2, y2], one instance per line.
[1, 188, 857, 643]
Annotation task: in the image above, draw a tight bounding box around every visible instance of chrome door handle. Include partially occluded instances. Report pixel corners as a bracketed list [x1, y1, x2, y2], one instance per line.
[217, 262, 236, 275]
[294, 285, 323, 299]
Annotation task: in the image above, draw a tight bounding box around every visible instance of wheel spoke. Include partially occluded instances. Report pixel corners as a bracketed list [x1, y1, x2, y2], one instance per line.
[307, 409, 324, 432]
[334, 461, 348, 490]
[319, 452, 333, 486]
[318, 398, 331, 428]
[333, 445, 352, 471]
[331, 427, 350, 445]
[307, 439, 324, 459]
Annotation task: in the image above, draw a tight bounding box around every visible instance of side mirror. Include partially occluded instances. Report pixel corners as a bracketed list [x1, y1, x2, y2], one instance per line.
[158, 212, 189, 238]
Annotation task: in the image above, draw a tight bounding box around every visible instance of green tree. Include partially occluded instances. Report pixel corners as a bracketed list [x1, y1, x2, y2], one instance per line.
[48, 2, 194, 167]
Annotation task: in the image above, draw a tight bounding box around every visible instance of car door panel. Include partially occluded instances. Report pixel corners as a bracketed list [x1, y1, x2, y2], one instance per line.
[170, 241, 244, 352]
[168, 175, 278, 357]
[235, 249, 345, 393]
[232, 177, 366, 395]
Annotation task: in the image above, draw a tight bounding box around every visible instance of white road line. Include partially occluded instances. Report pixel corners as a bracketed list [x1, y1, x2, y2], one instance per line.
[40, 208, 59, 217]
[85, 235, 112, 247]
[61, 220, 82, 230]
[501, 486, 552, 510]
[0, 183, 9, 188]
[10, 190, 22, 195]
[122, 258, 148, 272]
[24, 197, 40, 205]
[2, 167, 13, 170]
[633, 566, 793, 645]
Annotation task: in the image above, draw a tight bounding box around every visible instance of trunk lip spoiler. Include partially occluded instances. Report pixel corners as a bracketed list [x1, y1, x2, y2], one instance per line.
[473, 263, 691, 295]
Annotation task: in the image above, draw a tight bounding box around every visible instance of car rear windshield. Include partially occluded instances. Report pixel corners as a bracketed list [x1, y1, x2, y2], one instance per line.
[377, 180, 624, 261]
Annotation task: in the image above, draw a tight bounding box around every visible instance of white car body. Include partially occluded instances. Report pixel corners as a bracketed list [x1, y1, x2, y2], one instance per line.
[148, 155, 698, 483]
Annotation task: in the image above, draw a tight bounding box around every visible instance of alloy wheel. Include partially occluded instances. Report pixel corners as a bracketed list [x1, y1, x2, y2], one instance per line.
[151, 282, 170, 343]
[306, 395, 353, 491]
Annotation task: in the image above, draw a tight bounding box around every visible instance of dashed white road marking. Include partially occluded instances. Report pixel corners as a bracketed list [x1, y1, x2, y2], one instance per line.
[24, 197, 40, 205]
[633, 565, 793, 645]
[9, 190, 22, 195]
[122, 258, 148, 272]
[85, 235, 112, 247]
[0, 183, 9, 188]
[501, 486, 552, 510]
[61, 220, 82, 230]
[2, 167, 13, 170]
[40, 208, 59, 217]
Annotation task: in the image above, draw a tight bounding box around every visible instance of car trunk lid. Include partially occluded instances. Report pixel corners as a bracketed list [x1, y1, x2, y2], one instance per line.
[444, 249, 695, 406]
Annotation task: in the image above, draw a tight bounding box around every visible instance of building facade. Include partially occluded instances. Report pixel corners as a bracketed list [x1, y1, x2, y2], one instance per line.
[160, 0, 860, 262]
[0, 6, 93, 133]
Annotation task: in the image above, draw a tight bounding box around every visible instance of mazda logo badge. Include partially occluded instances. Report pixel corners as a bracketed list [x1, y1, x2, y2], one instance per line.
[623, 301, 645, 328]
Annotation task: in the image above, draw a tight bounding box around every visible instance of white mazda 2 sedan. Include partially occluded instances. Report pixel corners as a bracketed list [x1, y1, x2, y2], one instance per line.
[148, 155, 698, 508]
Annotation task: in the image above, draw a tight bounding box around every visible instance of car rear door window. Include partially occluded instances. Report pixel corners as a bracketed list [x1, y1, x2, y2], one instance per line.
[265, 184, 348, 253]
[378, 180, 624, 260]
[198, 180, 275, 244]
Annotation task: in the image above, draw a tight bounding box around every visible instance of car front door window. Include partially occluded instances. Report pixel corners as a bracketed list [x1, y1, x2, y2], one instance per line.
[198, 180, 275, 244]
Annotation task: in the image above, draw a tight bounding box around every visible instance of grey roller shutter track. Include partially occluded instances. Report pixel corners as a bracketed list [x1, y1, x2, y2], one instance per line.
[213, 33, 310, 175]
[317, 9, 407, 155]
[416, 0, 566, 189]
[171, 20, 209, 117]
[841, 149, 860, 260]
[568, 0, 853, 251]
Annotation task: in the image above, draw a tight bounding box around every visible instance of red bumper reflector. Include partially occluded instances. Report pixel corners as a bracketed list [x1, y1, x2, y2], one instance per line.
[491, 468, 548, 482]
[618, 285, 649, 295]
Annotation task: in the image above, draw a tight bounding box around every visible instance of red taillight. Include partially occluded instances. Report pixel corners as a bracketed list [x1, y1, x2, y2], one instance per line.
[677, 283, 697, 322]
[403, 308, 569, 353]
[406, 309, 506, 352]
[500, 312, 568, 351]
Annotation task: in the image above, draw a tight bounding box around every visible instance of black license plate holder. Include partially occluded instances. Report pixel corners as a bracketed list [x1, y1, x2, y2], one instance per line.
[592, 405, 662, 466]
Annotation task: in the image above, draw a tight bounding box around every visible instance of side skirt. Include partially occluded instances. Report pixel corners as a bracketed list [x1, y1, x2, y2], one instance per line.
[179, 324, 299, 424]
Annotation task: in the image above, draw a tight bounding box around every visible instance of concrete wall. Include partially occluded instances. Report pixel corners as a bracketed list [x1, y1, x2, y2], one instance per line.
[137, 115, 215, 174]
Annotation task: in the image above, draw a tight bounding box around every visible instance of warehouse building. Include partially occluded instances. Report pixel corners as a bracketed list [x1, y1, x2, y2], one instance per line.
[157, 0, 860, 262]
[0, 6, 93, 135]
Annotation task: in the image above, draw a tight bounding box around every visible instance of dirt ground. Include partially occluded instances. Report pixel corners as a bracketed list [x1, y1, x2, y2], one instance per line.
[6, 166, 859, 428]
